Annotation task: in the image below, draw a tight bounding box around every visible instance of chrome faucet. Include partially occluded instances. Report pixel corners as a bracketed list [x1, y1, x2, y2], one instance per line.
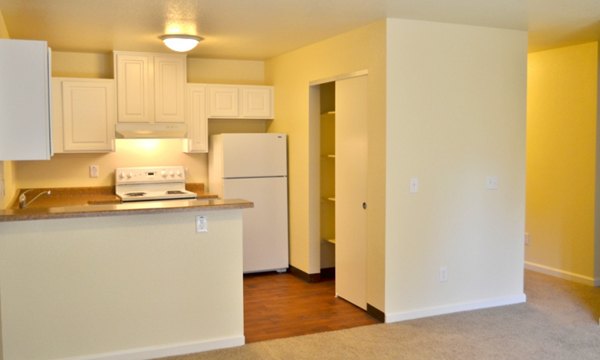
[18, 189, 51, 209]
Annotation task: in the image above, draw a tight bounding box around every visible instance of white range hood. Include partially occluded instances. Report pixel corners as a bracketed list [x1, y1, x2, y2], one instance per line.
[115, 123, 188, 139]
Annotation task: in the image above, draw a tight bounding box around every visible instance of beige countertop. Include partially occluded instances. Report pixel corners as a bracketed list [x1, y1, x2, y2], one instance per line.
[0, 185, 252, 222]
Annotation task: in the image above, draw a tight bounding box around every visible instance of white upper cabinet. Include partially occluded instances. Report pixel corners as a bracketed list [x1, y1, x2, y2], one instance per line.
[154, 55, 187, 123]
[207, 85, 239, 118]
[0, 39, 52, 160]
[183, 84, 208, 153]
[114, 52, 186, 123]
[52, 78, 116, 153]
[240, 86, 273, 119]
[206, 85, 273, 119]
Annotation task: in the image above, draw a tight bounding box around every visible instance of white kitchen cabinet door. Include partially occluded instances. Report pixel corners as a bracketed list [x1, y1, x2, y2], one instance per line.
[0, 39, 52, 160]
[114, 52, 186, 124]
[207, 85, 239, 118]
[335, 75, 368, 310]
[240, 86, 273, 119]
[115, 53, 152, 123]
[154, 55, 186, 123]
[183, 84, 208, 153]
[54, 78, 116, 153]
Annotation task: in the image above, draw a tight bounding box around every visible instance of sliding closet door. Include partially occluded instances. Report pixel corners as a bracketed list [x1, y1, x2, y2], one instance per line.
[335, 75, 368, 309]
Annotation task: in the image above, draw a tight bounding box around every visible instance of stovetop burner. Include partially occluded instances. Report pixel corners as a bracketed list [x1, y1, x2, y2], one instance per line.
[166, 190, 186, 195]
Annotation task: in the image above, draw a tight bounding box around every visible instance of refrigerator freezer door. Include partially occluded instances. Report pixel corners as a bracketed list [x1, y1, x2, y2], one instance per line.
[221, 133, 287, 178]
[224, 177, 289, 273]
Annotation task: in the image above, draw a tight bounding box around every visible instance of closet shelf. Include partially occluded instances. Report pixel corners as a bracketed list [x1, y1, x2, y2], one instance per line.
[323, 238, 336, 245]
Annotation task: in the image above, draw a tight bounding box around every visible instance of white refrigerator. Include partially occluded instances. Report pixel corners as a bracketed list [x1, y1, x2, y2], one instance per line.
[209, 133, 289, 273]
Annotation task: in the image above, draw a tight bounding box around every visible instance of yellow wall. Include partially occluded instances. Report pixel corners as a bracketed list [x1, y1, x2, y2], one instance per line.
[51, 51, 266, 82]
[0, 10, 14, 211]
[0, 162, 17, 209]
[15, 140, 207, 188]
[526, 42, 599, 285]
[385, 19, 527, 318]
[266, 19, 527, 316]
[187, 58, 265, 84]
[0, 10, 9, 39]
[265, 21, 387, 308]
[52, 52, 113, 78]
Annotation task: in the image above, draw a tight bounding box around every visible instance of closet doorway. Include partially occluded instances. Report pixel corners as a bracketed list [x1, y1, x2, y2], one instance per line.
[311, 72, 368, 309]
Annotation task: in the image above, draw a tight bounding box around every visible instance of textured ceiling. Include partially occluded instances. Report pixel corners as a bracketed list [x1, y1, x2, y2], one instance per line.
[1, 0, 600, 59]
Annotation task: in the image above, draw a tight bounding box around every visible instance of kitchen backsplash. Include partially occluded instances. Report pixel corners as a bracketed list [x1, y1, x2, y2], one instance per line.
[14, 139, 208, 189]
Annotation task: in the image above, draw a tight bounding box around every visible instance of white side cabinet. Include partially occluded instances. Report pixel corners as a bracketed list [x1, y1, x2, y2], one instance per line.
[206, 85, 273, 119]
[0, 39, 52, 160]
[52, 78, 116, 153]
[183, 84, 208, 153]
[114, 52, 186, 123]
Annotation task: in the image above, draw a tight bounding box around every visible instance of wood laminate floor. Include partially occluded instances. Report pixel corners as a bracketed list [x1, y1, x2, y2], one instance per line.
[243, 272, 380, 343]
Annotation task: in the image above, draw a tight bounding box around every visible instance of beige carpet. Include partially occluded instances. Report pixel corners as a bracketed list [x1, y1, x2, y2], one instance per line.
[165, 271, 600, 359]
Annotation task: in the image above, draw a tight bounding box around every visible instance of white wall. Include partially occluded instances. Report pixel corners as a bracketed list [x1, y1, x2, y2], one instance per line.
[0, 209, 244, 359]
[385, 19, 527, 320]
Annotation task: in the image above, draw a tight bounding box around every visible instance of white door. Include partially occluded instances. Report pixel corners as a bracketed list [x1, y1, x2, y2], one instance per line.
[223, 177, 289, 273]
[335, 75, 368, 309]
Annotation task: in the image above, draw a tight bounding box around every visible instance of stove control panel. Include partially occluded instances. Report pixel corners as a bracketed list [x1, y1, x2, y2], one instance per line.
[115, 166, 186, 185]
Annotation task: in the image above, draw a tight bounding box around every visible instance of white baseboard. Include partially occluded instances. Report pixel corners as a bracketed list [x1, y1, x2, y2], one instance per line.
[525, 261, 599, 287]
[384, 294, 526, 323]
[62, 336, 245, 360]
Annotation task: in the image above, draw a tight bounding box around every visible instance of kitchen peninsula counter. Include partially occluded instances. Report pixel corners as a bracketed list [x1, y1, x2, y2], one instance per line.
[8, 184, 218, 210]
[0, 193, 250, 359]
[0, 198, 253, 222]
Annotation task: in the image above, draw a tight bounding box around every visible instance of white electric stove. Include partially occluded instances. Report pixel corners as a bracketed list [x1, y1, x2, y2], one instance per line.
[115, 166, 198, 202]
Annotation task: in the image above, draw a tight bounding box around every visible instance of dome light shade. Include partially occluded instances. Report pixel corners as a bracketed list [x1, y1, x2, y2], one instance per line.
[159, 34, 204, 52]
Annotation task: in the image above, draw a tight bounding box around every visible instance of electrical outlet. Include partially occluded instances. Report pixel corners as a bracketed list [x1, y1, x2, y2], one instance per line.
[196, 215, 208, 233]
[89, 165, 99, 178]
[485, 176, 499, 190]
[439, 266, 448, 282]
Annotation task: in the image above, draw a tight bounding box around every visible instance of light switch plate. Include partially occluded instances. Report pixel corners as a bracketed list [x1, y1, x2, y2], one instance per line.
[410, 177, 419, 193]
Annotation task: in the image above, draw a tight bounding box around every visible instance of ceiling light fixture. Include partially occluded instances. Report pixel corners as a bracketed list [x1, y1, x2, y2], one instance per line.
[159, 34, 204, 52]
